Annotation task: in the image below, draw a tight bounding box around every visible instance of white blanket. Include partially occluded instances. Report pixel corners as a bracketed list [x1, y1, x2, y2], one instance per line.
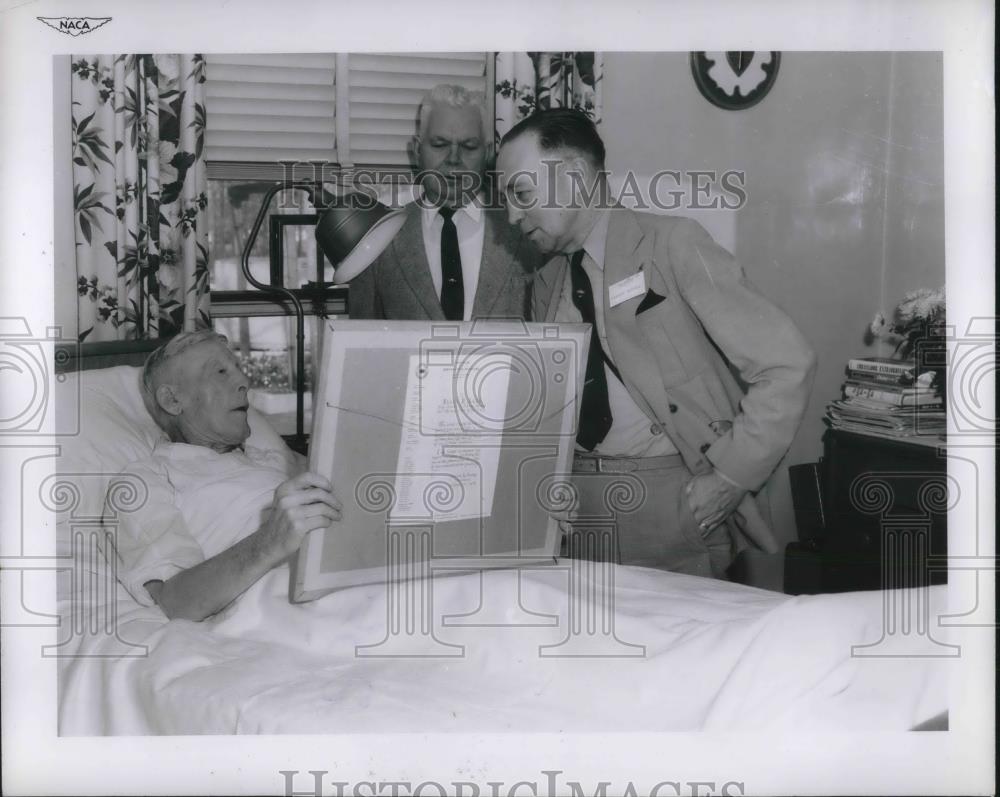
[50, 365, 951, 735]
[57, 562, 949, 735]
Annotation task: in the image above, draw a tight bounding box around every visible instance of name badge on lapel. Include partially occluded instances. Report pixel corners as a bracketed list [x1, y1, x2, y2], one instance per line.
[608, 272, 646, 308]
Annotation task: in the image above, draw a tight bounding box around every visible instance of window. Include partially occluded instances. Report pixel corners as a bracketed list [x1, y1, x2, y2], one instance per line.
[204, 52, 489, 440]
[204, 53, 338, 174]
[209, 204, 334, 439]
[205, 51, 488, 175]
[213, 314, 318, 438]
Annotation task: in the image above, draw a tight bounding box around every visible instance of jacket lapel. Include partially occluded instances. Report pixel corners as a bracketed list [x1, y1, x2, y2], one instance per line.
[472, 210, 513, 318]
[601, 209, 669, 421]
[390, 205, 444, 321]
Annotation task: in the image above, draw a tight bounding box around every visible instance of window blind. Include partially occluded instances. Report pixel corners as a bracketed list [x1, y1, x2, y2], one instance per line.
[204, 53, 337, 165]
[204, 52, 488, 173]
[345, 52, 488, 166]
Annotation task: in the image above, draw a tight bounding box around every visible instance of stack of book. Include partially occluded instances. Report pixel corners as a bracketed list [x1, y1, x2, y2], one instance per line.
[825, 357, 946, 443]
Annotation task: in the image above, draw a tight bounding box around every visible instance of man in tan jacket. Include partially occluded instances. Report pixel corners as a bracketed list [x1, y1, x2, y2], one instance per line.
[496, 109, 816, 578]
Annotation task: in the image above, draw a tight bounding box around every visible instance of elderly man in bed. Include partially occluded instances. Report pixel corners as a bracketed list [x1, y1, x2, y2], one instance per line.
[112, 330, 341, 621]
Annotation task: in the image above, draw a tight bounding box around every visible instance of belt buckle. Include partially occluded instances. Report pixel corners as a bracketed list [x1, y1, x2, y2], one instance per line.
[597, 457, 635, 474]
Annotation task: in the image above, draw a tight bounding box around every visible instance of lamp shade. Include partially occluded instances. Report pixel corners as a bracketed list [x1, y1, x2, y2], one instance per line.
[315, 195, 407, 284]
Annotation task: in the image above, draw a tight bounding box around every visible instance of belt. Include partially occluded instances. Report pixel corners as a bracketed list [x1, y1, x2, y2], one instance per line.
[572, 452, 685, 474]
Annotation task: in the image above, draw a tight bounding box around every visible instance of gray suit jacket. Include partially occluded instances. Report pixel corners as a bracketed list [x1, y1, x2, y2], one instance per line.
[348, 204, 540, 320]
[532, 209, 817, 552]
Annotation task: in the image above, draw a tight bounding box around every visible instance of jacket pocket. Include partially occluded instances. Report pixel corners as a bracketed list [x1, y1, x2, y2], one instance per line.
[636, 289, 666, 314]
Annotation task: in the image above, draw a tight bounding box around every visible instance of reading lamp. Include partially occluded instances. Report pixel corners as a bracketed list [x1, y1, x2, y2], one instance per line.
[315, 195, 407, 284]
[240, 183, 405, 451]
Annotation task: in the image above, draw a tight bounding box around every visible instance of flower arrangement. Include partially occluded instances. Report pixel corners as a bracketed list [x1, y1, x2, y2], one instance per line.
[866, 286, 946, 398]
[867, 286, 946, 359]
[235, 351, 313, 393]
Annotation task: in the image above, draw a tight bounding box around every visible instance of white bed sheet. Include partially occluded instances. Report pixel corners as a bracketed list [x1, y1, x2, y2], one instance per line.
[57, 561, 950, 735]
[51, 364, 950, 735]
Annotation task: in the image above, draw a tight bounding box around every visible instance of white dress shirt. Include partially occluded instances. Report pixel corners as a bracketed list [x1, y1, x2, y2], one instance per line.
[420, 197, 486, 321]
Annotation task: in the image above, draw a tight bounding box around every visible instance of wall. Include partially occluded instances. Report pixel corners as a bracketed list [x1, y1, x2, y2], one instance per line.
[601, 52, 945, 545]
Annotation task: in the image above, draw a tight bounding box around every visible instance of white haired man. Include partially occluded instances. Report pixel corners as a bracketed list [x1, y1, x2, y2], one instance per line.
[112, 331, 340, 621]
[346, 83, 542, 320]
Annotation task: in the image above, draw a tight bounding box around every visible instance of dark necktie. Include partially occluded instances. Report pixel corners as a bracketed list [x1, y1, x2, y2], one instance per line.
[569, 250, 616, 451]
[438, 207, 464, 321]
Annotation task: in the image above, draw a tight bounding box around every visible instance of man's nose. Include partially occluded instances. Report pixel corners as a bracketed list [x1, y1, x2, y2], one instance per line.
[506, 202, 524, 225]
[445, 143, 462, 165]
[235, 372, 249, 392]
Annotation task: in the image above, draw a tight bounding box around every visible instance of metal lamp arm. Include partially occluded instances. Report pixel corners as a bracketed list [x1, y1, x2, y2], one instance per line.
[239, 181, 323, 447]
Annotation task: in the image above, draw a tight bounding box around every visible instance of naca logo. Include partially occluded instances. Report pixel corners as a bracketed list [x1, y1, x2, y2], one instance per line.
[37, 17, 112, 37]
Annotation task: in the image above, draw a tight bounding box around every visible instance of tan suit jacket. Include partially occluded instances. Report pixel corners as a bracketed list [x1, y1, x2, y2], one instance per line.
[532, 209, 817, 552]
[348, 204, 540, 320]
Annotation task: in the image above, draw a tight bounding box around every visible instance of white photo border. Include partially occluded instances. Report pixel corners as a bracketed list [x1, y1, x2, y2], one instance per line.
[1, 0, 994, 794]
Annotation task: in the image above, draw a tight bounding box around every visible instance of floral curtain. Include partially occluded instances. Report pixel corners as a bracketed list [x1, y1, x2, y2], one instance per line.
[493, 52, 603, 144]
[71, 54, 210, 342]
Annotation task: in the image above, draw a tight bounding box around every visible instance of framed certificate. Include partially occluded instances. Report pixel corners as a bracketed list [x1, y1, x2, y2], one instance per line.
[291, 319, 588, 602]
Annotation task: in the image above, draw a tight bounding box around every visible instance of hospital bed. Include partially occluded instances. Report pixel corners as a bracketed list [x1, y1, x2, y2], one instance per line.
[52, 342, 950, 735]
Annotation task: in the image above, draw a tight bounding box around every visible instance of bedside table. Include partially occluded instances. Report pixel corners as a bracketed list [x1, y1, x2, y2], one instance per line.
[810, 429, 948, 592]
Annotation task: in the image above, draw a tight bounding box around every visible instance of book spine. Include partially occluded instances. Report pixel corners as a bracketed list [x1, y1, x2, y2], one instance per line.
[847, 358, 913, 377]
[844, 378, 926, 395]
[846, 370, 909, 385]
[843, 384, 939, 405]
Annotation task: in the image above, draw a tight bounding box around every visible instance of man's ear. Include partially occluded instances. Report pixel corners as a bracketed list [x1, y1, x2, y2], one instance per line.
[567, 154, 591, 179]
[155, 383, 184, 417]
[565, 155, 601, 198]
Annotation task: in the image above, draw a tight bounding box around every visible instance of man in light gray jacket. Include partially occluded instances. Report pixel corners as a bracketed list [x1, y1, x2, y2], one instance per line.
[497, 108, 817, 578]
[347, 84, 540, 321]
